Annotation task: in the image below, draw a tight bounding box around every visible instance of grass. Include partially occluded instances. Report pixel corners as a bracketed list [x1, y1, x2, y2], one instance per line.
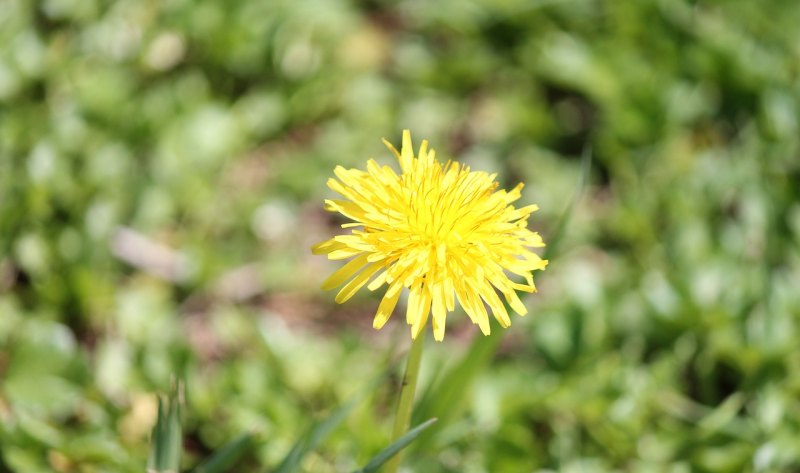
[2, 0, 800, 471]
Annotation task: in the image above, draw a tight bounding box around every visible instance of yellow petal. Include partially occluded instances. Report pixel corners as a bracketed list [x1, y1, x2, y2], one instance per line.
[327, 248, 364, 260]
[406, 285, 419, 325]
[311, 239, 341, 255]
[481, 285, 510, 328]
[411, 292, 431, 340]
[382, 138, 401, 159]
[465, 286, 490, 335]
[431, 283, 447, 341]
[399, 129, 414, 173]
[335, 263, 382, 303]
[506, 204, 539, 221]
[410, 286, 431, 339]
[373, 282, 402, 329]
[367, 269, 388, 291]
[444, 277, 455, 311]
[333, 235, 374, 252]
[418, 139, 429, 161]
[510, 280, 537, 293]
[502, 288, 528, 316]
[321, 254, 370, 291]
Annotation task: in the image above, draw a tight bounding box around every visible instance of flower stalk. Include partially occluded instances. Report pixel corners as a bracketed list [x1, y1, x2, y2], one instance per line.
[385, 330, 426, 473]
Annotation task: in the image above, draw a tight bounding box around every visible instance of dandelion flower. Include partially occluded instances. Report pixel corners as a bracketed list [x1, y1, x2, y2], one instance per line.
[313, 130, 547, 341]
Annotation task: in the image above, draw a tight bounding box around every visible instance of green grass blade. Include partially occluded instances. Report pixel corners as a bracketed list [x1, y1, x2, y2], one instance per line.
[193, 432, 256, 473]
[543, 144, 592, 261]
[413, 325, 501, 428]
[273, 396, 360, 473]
[273, 372, 389, 473]
[147, 384, 183, 473]
[353, 418, 438, 473]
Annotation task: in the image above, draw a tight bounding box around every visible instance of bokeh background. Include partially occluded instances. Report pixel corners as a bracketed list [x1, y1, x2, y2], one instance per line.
[2, 0, 800, 471]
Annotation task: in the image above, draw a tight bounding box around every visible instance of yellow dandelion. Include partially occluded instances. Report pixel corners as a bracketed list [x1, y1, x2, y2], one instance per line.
[312, 130, 547, 341]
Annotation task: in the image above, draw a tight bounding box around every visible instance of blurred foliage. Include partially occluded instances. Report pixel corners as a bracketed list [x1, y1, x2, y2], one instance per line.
[1, 0, 800, 471]
[147, 385, 182, 473]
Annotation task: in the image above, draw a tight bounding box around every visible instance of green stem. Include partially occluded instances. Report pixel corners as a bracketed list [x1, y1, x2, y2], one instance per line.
[385, 330, 426, 473]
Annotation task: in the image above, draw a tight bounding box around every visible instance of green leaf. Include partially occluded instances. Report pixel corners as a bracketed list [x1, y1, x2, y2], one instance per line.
[193, 433, 255, 473]
[147, 384, 183, 473]
[353, 418, 438, 473]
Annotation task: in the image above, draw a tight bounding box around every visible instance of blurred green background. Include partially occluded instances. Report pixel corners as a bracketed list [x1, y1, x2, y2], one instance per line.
[2, 0, 800, 471]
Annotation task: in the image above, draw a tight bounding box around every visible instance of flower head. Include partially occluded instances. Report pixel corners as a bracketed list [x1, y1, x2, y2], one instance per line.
[313, 130, 547, 341]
